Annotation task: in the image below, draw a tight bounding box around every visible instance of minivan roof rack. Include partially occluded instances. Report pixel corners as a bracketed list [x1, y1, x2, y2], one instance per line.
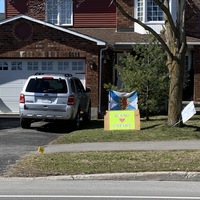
[35, 72, 44, 75]
[34, 72, 73, 77]
[64, 73, 73, 77]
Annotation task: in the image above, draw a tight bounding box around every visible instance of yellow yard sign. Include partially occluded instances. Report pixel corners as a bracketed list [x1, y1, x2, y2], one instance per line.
[104, 110, 140, 130]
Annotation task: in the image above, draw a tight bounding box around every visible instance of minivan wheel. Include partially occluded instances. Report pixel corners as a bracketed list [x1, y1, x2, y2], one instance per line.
[20, 118, 31, 129]
[83, 104, 91, 123]
[73, 111, 81, 129]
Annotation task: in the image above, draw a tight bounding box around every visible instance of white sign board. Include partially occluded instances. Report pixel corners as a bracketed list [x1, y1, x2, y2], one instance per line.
[181, 101, 196, 123]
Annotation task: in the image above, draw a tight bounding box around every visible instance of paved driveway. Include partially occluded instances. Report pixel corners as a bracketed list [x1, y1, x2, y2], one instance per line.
[0, 117, 66, 176]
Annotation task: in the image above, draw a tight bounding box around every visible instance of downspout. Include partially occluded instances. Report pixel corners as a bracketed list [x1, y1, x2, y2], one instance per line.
[98, 45, 108, 115]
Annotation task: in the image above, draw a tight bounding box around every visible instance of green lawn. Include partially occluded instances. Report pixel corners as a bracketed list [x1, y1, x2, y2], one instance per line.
[51, 115, 200, 144]
[6, 150, 200, 177]
[5, 114, 200, 177]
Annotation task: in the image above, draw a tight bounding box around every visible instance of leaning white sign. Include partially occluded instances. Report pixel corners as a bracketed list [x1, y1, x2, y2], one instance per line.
[181, 101, 196, 123]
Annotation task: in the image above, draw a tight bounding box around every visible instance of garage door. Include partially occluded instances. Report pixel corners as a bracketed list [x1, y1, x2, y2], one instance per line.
[0, 59, 86, 114]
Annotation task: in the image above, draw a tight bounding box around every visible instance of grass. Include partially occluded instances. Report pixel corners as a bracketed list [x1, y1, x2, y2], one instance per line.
[5, 115, 200, 177]
[51, 115, 200, 144]
[5, 150, 200, 177]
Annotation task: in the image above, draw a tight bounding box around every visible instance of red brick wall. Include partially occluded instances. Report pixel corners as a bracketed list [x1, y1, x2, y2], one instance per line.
[0, 19, 100, 109]
[193, 46, 200, 101]
[186, 0, 200, 37]
[186, 1, 200, 102]
[116, 0, 134, 30]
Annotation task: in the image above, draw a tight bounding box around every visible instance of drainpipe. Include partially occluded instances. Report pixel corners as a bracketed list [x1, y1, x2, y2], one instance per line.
[98, 45, 108, 115]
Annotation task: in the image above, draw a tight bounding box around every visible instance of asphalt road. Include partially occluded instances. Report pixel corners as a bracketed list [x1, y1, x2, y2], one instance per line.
[1, 179, 200, 199]
[0, 117, 65, 176]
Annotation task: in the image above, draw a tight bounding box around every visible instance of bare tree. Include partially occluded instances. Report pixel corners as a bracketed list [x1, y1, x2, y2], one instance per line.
[76, 0, 187, 126]
[110, 0, 187, 126]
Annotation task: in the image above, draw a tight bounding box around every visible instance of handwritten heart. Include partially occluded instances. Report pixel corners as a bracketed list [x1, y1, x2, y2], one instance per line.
[119, 118, 125, 122]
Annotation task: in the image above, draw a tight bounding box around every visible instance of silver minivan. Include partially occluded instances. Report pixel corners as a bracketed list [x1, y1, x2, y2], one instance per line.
[19, 73, 91, 129]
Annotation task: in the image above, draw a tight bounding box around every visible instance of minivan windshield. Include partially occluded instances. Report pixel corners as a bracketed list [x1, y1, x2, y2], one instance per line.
[26, 78, 68, 93]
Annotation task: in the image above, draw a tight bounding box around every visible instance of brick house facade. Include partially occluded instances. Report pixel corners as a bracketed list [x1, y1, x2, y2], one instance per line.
[0, 0, 200, 117]
[185, 0, 200, 103]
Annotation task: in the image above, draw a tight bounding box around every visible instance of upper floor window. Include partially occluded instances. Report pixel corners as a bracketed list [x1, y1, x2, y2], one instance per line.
[137, 0, 144, 21]
[136, 0, 164, 22]
[147, 0, 164, 21]
[46, 0, 73, 26]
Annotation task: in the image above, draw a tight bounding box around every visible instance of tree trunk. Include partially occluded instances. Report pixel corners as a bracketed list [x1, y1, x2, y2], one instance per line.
[167, 57, 184, 126]
[164, 0, 186, 126]
[111, 0, 187, 126]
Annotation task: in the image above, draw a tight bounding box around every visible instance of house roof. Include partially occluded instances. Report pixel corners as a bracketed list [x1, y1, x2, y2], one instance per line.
[0, 15, 106, 46]
[1, 14, 200, 49]
[70, 28, 200, 47]
[187, 36, 200, 45]
[69, 28, 145, 46]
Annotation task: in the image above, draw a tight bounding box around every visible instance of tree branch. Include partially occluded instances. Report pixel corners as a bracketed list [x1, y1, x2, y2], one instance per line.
[178, 0, 187, 55]
[112, 0, 173, 59]
[153, 0, 177, 38]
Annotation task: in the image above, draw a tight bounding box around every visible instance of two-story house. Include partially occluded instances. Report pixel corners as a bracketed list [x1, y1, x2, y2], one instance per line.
[0, 0, 199, 118]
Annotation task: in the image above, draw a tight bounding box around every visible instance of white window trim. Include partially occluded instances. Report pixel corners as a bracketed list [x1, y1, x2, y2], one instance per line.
[46, 0, 73, 26]
[134, 0, 173, 24]
[145, 0, 164, 23]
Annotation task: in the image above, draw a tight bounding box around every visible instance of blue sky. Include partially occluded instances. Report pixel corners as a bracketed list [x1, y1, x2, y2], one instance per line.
[0, 0, 4, 12]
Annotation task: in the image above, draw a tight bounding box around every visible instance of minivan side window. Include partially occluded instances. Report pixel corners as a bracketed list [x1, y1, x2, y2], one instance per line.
[74, 79, 85, 93]
[70, 79, 76, 93]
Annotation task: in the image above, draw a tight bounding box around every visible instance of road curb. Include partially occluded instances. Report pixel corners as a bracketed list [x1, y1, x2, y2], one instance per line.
[2, 172, 198, 181]
[53, 172, 200, 181]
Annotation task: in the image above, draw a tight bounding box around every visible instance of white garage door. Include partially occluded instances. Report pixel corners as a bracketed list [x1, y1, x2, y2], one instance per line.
[0, 59, 86, 114]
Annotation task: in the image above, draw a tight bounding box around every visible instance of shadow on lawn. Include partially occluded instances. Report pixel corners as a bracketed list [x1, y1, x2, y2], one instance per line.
[34, 120, 104, 134]
[141, 124, 162, 130]
[184, 124, 200, 132]
[82, 120, 104, 129]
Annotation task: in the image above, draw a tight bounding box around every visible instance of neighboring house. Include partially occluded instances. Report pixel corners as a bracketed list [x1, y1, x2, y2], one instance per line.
[0, 0, 199, 118]
[0, 13, 5, 20]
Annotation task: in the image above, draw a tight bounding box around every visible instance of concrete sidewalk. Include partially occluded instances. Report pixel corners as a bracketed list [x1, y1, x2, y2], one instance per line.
[44, 140, 200, 153]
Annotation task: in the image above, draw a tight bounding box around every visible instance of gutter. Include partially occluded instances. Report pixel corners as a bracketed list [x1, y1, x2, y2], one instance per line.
[115, 42, 200, 45]
[98, 45, 109, 115]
